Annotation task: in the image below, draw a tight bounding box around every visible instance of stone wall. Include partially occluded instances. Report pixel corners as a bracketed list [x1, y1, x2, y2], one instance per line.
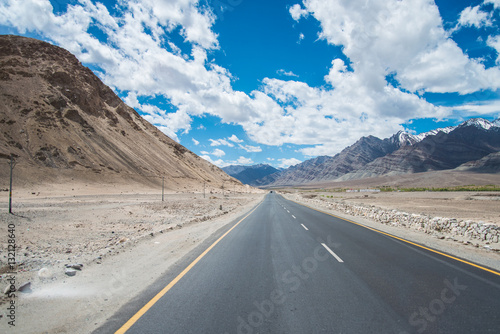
[284, 193, 500, 248]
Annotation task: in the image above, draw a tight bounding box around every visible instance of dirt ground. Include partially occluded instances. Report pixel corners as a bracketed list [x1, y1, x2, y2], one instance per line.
[0, 187, 264, 333]
[316, 191, 500, 225]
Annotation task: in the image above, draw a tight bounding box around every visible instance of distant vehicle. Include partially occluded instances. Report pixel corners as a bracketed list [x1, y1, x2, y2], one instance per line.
[270, 191, 273, 193]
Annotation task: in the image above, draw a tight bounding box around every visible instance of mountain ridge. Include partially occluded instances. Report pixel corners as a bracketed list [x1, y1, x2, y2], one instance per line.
[222, 164, 281, 186]
[255, 118, 500, 187]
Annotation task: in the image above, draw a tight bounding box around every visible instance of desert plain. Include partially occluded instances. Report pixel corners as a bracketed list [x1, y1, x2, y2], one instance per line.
[0, 175, 499, 333]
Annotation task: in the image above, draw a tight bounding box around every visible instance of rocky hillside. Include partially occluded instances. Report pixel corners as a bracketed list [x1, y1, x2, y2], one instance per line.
[0, 35, 239, 191]
[258, 118, 500, 187]
[455, 152, 500, 173]
[260, 130, 426, 187]
[267, 135, 410, 187]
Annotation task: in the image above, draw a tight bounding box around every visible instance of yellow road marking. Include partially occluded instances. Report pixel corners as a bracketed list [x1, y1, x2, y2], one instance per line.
[288, 198, 500, 277]
[115, 201, 263, 334]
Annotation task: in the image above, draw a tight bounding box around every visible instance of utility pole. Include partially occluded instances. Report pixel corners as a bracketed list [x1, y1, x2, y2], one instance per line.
[162, 176, 164, 202]
[203, 181, 206, 199]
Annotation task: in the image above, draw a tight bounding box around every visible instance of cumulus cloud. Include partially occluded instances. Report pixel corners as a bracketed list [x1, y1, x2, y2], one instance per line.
[457, 5, 492, 29]
[301, 0, 500, 95]
[488, 35, 500, 64]
[289, 4, 308, 21]
[485, 0, 500, 9]
[209, 138, 234, 147]
[200, 155, 227, 167]
[192, 138, 200, 145]
[211, 148, 226, 157]
[237, 156, 254, 165]
[239, 144, 262, 153]
[2, 0, 500, 159]
[228, 134, 243, 143]
[199, 155, 253, 168]
[278, 158, 301, 168]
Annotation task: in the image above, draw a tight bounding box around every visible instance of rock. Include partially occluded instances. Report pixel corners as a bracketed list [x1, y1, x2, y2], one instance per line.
[65, 263, 83, 270]
[117, 237, 129, 244]
[18, 282, 32, 293]
[38, 267, 53, 279]
[65, 268, 77, 276]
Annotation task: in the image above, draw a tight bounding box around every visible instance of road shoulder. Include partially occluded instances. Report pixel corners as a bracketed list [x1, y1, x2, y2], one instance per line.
[282, 193, 500, 272]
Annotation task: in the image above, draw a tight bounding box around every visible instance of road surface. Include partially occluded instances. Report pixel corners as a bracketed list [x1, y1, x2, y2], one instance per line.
[97, 192, 500, 334]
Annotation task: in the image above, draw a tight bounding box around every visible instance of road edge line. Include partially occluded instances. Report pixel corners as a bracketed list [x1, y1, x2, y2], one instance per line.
[114, 200, 264, 334]
[286, 197, 500, 277]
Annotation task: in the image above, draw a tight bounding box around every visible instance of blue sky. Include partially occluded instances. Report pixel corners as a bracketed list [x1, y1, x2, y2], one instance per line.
[1, 0, 500, 168]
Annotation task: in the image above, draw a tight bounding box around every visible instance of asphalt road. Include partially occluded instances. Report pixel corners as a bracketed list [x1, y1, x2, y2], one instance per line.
[101, 192, 500, 334]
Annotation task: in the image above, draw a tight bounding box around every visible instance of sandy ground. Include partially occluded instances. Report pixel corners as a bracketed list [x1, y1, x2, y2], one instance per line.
[0, 187, 264, 333]
[282, 191, 500, 272]
[315, 191, 500, 225]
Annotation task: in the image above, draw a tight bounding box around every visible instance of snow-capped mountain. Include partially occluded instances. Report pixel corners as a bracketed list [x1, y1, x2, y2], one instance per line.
[256, 118, 500, 187]
[457, 118, 499, 130]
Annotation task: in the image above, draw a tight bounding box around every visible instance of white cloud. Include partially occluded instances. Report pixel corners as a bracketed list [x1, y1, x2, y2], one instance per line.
[457, 5, 492, 29]
[211, 148, 226, 157]
[278, 158, 301, 169]
[485, 0, 500, 9]
[277, 69, 299, 77]
[452, 99, 500, 115]
[237, 156, 254, 165]
[200, 155, 227, 167]
[200, 155, 254, 167]
[488, 35, 500, 64]
[289, 4, 308, 21]
[192, 138, 200, 145]
[302, 0, 500, 95]
[209, 138, 234, 147]
[2, 0, 499, 159]
[239, 144, 262, 153]
[228, 134, 243, 143]
[125, 92, 192, 142]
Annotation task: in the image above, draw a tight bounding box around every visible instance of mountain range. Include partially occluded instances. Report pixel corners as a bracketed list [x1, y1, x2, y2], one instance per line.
[230, 118, 500, 187]
[0, 35, 239, 191]
[222, 164, 281, 186]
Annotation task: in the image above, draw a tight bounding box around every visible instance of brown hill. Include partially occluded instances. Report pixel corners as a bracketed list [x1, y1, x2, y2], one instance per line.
[0, 35, 239, 193]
